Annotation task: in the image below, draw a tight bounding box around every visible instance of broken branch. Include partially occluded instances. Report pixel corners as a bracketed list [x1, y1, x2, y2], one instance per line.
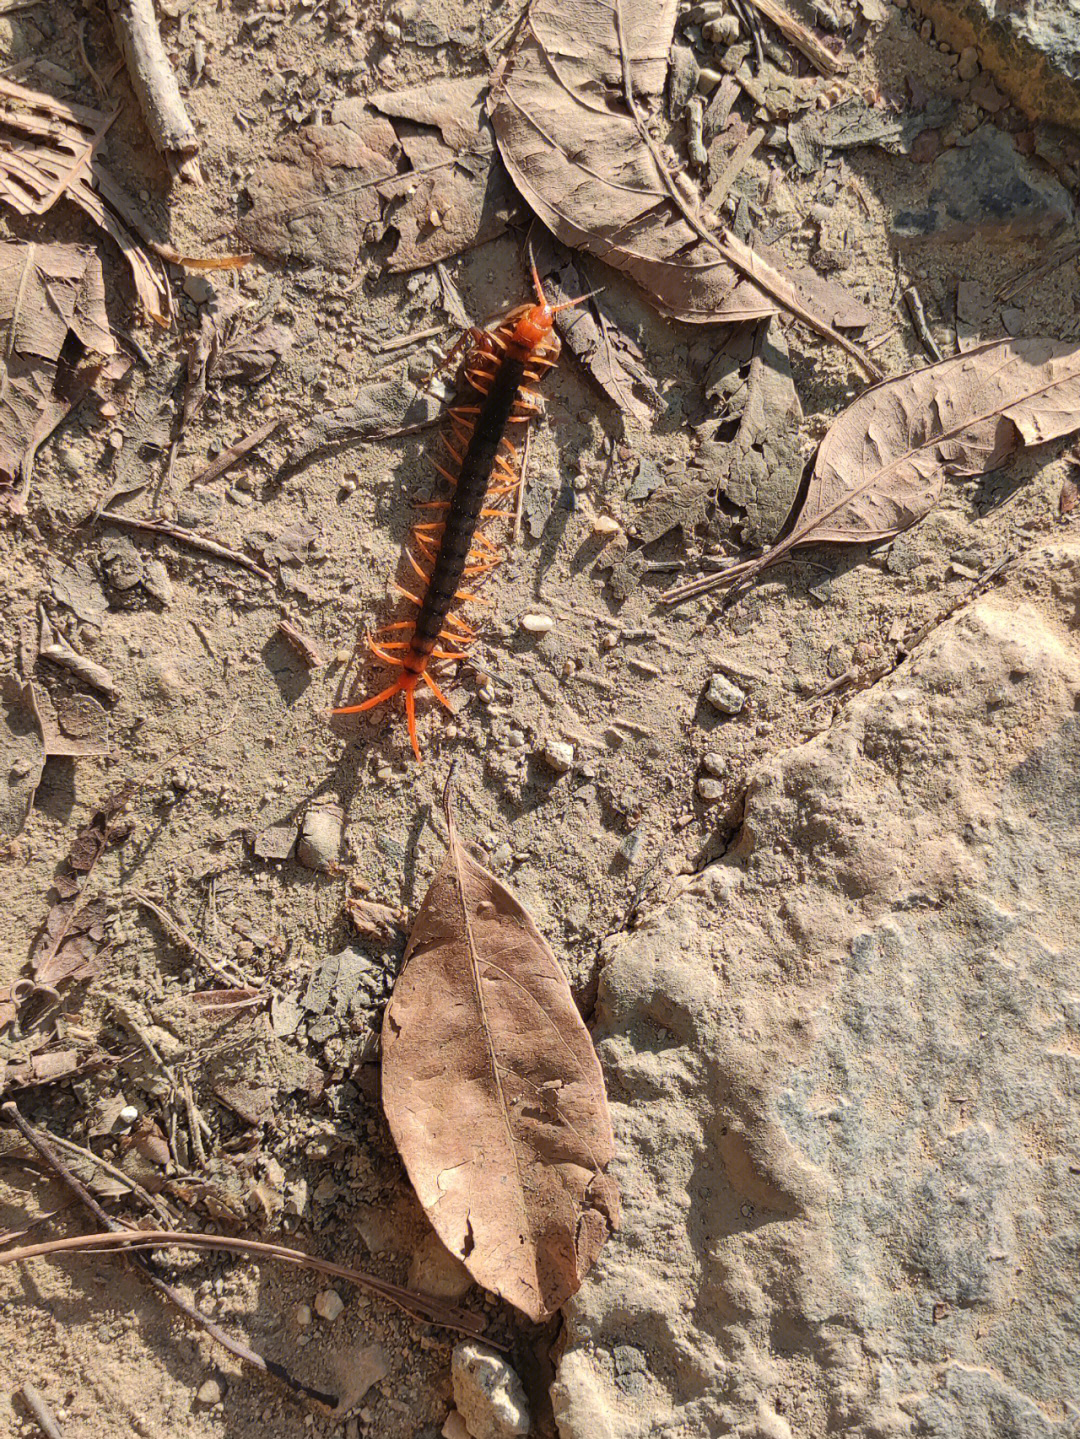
[104, 0, 201, 182]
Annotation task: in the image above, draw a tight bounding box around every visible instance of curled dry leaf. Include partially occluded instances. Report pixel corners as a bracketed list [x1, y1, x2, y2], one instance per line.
[382, 801, 619, 1323]
[663, 335, 1080, 604]
[489, 0, 879, 373]
[369, 76, 518, 272]
[0, 242, 116, 507]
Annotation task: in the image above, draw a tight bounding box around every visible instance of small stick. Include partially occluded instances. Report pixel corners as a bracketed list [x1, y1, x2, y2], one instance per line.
[0, 1226, 492, 1341]
[38, 607, 118, 698]
[188, 418, 280, 488]
[19, 1383, 65, 1439]
[997, 238, 1080, 302]
[104, 0, 201, 182]
[131, 891, 258, 992]
[740, 0, 844, 74]
[706, 127, 763, 211]
[276, 619, 326, 669]
[0, 1102, 339, 1409]
[377, 325, 446, 354]
[902, 284, 943, 363]
[41, 1129, 174, 1226]
[97, 512, 274, 582]
[514, 424, 533, 545]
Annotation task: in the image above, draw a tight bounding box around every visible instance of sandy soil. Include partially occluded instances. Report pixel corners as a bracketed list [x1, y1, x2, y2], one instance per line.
[1, 0, 1077, 1435]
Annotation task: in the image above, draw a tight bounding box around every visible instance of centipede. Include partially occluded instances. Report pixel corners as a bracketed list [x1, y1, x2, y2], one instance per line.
[333, 261, 590, 761]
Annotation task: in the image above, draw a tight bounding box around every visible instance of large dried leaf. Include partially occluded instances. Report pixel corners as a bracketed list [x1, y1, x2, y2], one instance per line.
[382, 806, 619, 1322]
[489, 0, 877, 371]
[369, 77, 518, 272]
[664, 336, 1080, 603]
[239, 108, 399, 272]
[0, 241, 115, 499]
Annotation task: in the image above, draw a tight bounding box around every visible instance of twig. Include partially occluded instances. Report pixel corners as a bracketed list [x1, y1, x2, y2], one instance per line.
[41, 1130, 174, 1226]
[38, 607, 118, 698]
[97, 512, 274, 582]
[706, 127, 763, 211]
[276, 619, 326, 669]
[740, 0, 844, 75]
[902, 284, 943, 362]
[0, 1226, 493, 1342]
[0, 1102, 340, 1410]
[19, 1383, 64, 1439]
[609, 0, 880, 379]
[997, 238, 1080, 302]
[377, 325, 447, 354]
[132, 890, 259, 989]
[104, 0, 201, 182]
[188, 418, 280, 488]
[514, 424, 533, 545]
[76, 19, 110, 101]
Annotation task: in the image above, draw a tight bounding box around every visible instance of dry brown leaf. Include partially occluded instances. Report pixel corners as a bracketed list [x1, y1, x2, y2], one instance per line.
[538, 248, 662, 426]
[489, 0, 879, 373]
[382, 800, 619, 1323]
[0, 241, 115, 503]
[239, 107, 400, 272]
[346, 897, 405, 940]
[663, 335, 1080, 604]
[369, 77, 518, 272]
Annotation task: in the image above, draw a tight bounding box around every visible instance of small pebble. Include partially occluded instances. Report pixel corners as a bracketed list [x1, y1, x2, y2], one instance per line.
[452, 1344, 530, 1439]
[118, 1104, 139, 1125]
[107, 429, 124, 450]
[704, 13, 740, 42]
[183, 272, 216, 305]
[697, 777, 725, 802]
[540, 740, 574, 773]
[520, 613, 554, 635]
[297, 801, 343, 872]
[702, 752, 724, 776]
[592, 515, 621, 535]
[697, 66, 723, 94]
[295, 1303, 313, 1327]
[705, 672, 746, 715]
[196, 1377, 225, 1406]
[314, 1288, 345, 1322]
[957, 45, 979, 80]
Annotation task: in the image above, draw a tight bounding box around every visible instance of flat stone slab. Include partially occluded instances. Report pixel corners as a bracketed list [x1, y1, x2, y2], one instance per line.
[914, 0, 1080, 132]
[891, 125, 1073, 242]
[555, 535, 1080, 1438]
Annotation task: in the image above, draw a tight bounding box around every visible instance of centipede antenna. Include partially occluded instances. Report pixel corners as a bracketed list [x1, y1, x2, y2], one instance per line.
[550, 288, 604, 313]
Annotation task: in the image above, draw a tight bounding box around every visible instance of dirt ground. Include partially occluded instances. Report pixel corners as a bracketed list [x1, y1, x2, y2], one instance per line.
[1, 0, 1077, 1436]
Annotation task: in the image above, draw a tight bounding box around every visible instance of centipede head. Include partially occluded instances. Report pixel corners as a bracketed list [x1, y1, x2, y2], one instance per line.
[509, 255, 602, 351]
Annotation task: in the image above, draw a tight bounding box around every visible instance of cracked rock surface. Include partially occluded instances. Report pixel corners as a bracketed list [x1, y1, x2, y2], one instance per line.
[558, 536, 1080, 1438]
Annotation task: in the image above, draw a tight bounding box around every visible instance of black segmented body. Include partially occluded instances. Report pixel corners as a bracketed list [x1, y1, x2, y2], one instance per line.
[411, 352, 526, 654]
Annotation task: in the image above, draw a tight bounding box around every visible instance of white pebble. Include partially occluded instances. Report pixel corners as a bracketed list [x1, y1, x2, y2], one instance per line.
[592, 515, 621, 535]
[196, 1377, 225, 1405]
[314, 1288, 344, 1321]
[294, 1304, 312, 1328]
[520, 613, 554, 635]
[705, 672, 746, 715]
[118, 1104, 139, 1125]
[698, 777, 725, 801]
[540, 740, 574, 773]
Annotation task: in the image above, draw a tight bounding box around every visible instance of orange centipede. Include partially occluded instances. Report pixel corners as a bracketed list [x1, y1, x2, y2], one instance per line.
[333, 261, 591, 761]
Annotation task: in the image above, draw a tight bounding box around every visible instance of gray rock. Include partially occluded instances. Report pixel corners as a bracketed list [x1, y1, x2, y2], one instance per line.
[912, 0, 1080, 130]
[705, 672, 746, 714]
[555, 536, 1080, 1437]
[451, 1344, 529, 1439]
[314, 1288, 344, 1321]
[297, 800, 343, 871]
[892, 125, 1073, 243]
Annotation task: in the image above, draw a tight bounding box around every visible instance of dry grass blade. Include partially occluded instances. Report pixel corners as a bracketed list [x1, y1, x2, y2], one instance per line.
[0, 1229, 490, 1339]
[663, 336, 1080, 604]
[489, 0, 879, 374]
[382, 792, 619, 1323]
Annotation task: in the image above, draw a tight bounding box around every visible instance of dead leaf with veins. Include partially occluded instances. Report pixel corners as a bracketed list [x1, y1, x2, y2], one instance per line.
[664, 336, 1080, 604]
[382, 795, 619, 1322]
[488, 0, 879, 373]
